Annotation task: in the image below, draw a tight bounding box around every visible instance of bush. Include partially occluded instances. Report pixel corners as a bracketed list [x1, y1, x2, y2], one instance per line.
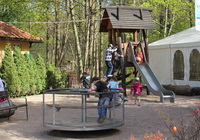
[0, 45, 47, 97]
[0, 45, 67, 97]
[46, 63, 67, 89]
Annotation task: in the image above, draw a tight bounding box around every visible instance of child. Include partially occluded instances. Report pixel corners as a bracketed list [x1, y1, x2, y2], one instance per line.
[135, 43, 144, 64]
[113, 52, 123, 71]
[80, 68, 90, 88]
[130, 77, 143, 106]
[0, 78, 6, 92]
[89, 77, 112, 123]
[105, 44, 118, 77]
[107, 76, 120, 102]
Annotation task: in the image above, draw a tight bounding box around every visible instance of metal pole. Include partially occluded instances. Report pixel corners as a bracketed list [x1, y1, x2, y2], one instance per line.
[82, 94, 86, 128]
[53, 93, 55, 126]
[43, 92, 45, 124]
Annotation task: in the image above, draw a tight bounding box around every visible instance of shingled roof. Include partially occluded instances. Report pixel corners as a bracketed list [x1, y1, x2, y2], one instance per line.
[100, 6, 156, 32]
[0, 21, 43, 43]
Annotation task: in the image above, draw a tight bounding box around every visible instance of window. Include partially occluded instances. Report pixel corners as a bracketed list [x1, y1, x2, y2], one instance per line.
[173, 50, 184, 80]
[189, 49, 200, 81]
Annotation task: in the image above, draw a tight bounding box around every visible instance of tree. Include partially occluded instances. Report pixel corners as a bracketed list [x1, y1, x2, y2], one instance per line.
[134, 0, 195, 41]
[68, 0, 83, 76]
[35, 55, 47, 93]
[1, 45, 20, 97]
[0, 0, 196, 80]
[13, 47, 30, 96]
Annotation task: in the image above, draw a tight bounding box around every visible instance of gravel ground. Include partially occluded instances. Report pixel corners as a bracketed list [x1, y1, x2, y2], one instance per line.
[0, 90, 200, 140]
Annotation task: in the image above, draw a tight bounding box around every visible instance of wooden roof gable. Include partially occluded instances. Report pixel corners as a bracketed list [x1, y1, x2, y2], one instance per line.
[0, 21, 43, 43]
[100, 6, 156, 32]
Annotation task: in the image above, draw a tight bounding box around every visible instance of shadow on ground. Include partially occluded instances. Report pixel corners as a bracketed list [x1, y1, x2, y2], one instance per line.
[47, 129, 121, 139]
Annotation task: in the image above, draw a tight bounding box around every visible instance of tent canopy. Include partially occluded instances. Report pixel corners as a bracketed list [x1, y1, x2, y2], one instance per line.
[149, 27, 200, 48]
[148, 27, 200, 87]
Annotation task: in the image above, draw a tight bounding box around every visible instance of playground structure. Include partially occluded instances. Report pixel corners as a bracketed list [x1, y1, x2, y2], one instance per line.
[100, 6, 175, 103]
[43, 88, 124, 131]
[42, 6, 175, 132]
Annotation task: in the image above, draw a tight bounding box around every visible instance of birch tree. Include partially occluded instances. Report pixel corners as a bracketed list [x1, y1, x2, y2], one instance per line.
[68, 0, 83, 76]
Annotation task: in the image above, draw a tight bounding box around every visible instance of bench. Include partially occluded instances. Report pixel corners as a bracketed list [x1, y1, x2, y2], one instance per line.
[0, 91, 28, 120]
[45, 102, 121, 110]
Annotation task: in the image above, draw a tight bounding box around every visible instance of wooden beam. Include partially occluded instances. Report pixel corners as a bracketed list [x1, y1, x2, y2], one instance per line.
[117, 29, 122, 38]
[142, 29, 149, 62]
[108, 29, 112, 44]
[133, 30, 138, 42]
[139, 8, 143, 20]
[117, 7, 120, 20]
[118, 37, 127, 96]
[112, 29, 116, 46]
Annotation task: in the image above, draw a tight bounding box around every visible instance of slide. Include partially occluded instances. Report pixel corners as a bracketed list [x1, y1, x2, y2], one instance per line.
[130, 48, 175, 103]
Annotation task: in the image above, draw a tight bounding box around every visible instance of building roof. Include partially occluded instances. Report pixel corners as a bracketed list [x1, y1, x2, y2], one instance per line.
[149, 27, 200, 48]
[100, 6, 156, 32]
[0, 21, 43, 43]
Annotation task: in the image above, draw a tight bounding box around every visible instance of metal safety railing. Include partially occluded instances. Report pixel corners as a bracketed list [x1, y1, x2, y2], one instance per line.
[43, 88, 125, 131]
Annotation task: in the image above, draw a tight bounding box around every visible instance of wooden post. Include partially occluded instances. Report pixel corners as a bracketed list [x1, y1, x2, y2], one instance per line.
[142, 29, 149, 62]
[133, 30, 138, 43]
[118, 37, 127, 96]
[113, 29, 116, 46]
[108, 29, 112, 44]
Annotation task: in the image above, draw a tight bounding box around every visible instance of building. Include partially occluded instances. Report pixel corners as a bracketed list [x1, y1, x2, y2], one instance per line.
[0, 21, 43, 62]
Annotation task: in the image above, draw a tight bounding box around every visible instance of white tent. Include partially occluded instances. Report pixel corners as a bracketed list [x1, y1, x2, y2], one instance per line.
[149, 27, 200, 87]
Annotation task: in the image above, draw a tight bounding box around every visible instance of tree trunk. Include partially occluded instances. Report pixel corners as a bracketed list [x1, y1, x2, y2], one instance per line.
[164, 6, 168, 38]
[88, 0, 96, 77]
[46, 21, 50, 64]
[167, 13, 175, 36]
[94, 20, 99, 76]
[54, 0, 61, 67]
[99, 0, 104, 78]
[84, 0, 90, 68]
[69, 0, 83, 76]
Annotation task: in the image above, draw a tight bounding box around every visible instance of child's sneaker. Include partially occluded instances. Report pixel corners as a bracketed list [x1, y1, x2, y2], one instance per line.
[97, 116, 106, 123]
[123, 97, 128, 102]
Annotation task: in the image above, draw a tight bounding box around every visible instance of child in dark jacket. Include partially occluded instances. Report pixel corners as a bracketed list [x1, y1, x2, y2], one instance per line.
[89, 77, 112, 123]
[80, 68, 90, 88]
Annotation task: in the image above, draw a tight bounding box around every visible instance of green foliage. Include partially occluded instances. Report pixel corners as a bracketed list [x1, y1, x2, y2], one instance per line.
[0, 0, 197, 94]
[0, 45, 49, 97]
[1, 44, 20, 97]
[13, 47, 29, 96]
[35, 55, 47, 93]
[136, 0, 195, 41]
[46, 62, 67, 89]
[25, 54, 40, 95]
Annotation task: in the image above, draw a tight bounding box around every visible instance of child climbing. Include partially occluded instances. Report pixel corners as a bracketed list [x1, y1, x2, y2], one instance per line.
[129, 77, 143, 106]
[113, 52, 123, 72]
[105, 44, 118, 78]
